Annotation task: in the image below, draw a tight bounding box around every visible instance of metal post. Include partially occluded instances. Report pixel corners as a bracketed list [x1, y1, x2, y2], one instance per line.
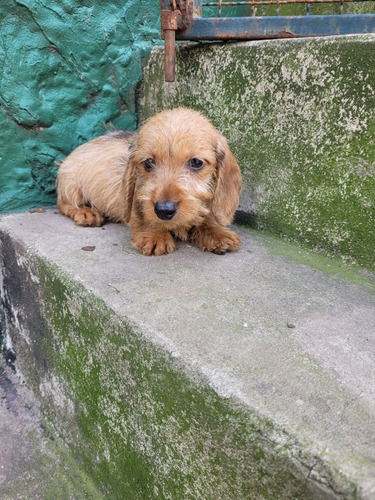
[164, 29, 176, 82]
[160, 2, 187, 82]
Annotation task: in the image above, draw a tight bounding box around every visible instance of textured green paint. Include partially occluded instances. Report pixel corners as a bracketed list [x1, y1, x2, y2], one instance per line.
[0, 0, 161, 213]
[140, 36, 375, 270]
[1, 233, 345, 499]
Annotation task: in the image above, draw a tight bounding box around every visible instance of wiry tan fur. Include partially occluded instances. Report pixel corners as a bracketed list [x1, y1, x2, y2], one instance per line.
[57, 107, 242, 256]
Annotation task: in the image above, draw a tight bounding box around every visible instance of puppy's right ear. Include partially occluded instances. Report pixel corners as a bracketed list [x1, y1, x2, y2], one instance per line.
[122, 145, 138, 223]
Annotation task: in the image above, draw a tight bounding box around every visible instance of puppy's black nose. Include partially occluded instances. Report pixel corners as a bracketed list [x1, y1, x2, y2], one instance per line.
[154, 201, 178, 220]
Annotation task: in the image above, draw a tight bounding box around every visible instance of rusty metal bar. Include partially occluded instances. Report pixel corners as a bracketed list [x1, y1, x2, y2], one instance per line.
[160, 0, 375, 80]
[160, 4, 187, 82]
[175, 14, 375, 40]
[164, 29, 176, 82]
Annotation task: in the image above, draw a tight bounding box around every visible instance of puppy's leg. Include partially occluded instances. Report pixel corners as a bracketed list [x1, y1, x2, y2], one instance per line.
[131, 228, 176, 256]
[58, 198, 105, 227]
[190, 224, 241, 254]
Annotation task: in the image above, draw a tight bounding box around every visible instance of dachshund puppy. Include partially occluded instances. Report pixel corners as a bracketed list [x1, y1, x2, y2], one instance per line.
[56, 107, 242, 256]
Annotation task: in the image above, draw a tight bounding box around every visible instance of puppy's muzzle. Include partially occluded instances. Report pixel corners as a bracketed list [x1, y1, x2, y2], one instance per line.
[154, 201, 179, 221]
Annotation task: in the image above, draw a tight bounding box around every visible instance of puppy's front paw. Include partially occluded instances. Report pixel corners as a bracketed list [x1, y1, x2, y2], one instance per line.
[192, 226, 241, 254]
[73, 207, 105, 227]
[132, 230, 176, 256]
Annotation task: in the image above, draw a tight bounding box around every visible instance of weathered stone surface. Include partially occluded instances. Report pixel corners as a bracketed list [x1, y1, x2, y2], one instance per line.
[1, 210, 375, 498]
[0, 1, 161, 213]
[140, 36, 375, 270]
[0, 362, 102, 500]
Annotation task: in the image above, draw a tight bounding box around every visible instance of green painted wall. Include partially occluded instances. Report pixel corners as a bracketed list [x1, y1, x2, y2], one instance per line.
[0, 0, 161, 213]
[140, 37, 375, 270]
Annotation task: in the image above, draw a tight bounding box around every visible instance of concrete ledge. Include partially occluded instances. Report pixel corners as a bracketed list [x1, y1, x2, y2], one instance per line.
[140, 35, 375, 271]
[1, 210, 375, 499]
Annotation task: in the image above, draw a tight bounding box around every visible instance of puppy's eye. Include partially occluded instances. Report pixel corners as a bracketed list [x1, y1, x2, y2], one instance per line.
[144, 158, 155, 172]
[188, 158, 204, 171]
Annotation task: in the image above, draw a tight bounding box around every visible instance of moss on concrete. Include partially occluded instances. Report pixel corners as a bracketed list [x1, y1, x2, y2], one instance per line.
[1, 232, 350, 498]
[140, 36, 375, 271]
[34, 260, 319, 499]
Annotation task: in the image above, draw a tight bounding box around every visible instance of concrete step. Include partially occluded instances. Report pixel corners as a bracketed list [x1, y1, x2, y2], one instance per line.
[1, 209, 375, 499]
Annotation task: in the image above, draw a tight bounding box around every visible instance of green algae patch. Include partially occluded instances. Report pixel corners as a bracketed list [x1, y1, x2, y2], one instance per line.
[0, 233, 349, 499]
[140, 36, 375, 271]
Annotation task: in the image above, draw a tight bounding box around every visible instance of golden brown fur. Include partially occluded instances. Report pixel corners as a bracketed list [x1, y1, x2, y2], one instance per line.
[56, 108, 242, 256]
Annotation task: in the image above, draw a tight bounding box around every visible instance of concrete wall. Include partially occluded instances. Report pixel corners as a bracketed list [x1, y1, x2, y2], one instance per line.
[1, 224, 329, 499]
[0, 1, 161, 213]
[140, 35, 375, 270]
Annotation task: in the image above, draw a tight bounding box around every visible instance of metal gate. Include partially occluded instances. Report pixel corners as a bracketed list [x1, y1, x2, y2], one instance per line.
[160, 0, 375, 80]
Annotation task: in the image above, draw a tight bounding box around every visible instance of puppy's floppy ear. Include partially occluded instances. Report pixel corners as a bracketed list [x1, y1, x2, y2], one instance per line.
[212, 136, 242, 226]
[122, 138, 138, 223]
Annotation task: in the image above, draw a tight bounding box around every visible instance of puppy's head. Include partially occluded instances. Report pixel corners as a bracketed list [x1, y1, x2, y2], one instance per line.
[123, 108, 242, 230]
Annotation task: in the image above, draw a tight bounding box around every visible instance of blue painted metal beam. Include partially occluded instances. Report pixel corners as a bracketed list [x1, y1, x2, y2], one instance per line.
[176, 14, 375, 39]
